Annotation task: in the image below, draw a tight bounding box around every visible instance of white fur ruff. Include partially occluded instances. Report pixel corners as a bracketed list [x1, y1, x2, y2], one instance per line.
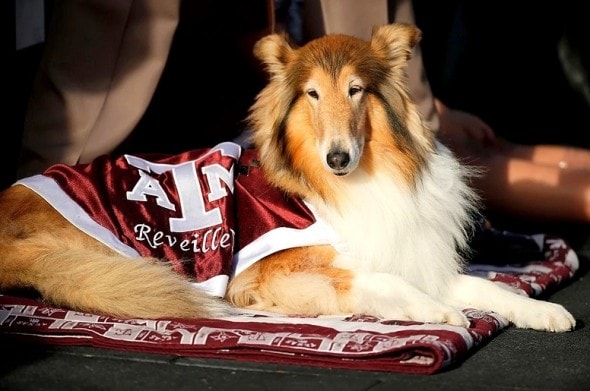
[311, 141, 476, 298]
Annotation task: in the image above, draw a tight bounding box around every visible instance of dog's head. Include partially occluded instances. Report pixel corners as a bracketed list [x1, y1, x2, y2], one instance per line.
[248, 23, 435, 198]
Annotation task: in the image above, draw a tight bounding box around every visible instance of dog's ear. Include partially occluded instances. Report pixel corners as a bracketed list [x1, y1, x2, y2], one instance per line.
[253, 33, 297, 78]
[370, 23, 421, 69]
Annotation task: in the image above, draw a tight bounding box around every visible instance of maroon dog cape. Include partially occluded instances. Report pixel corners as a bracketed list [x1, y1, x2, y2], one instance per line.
[15, 142, 338, 297]
[0, 235, 578, 374]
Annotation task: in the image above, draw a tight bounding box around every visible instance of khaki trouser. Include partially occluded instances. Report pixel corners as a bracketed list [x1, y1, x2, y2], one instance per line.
[18, 0, 180, 178]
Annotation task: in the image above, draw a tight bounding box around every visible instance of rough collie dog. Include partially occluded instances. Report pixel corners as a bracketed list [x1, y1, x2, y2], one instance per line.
[0, 24, 575, 332]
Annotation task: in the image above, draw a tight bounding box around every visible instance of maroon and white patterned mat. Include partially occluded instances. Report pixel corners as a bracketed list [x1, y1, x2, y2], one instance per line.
[0, 235, 579, 374]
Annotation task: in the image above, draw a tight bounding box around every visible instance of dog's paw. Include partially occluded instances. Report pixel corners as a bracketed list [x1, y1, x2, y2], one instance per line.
[381, 299, 470, 328]
[408, 301, 470, 328]
[510, 301, 576, 332]
[352, 273, 471, 327]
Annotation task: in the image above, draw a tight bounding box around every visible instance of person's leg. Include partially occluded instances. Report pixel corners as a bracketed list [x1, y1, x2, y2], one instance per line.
[304, 0, 388, 41]
[18, 0, 180, 178]
[78, 0, 180, 163]
[473, 154, 590, 223]
[496, 141, 590, 171]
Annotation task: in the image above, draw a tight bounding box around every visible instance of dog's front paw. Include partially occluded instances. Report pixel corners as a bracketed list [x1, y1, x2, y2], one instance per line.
[352, 273, 471, 327]
[510, 301, 576, 332]
[407, 300, 470, 328]
[380, 298, 470, 328]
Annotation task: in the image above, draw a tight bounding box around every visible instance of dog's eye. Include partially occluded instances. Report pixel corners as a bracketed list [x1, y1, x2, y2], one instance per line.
[349, 86, 363, 97]
[306, 89, 319, 100]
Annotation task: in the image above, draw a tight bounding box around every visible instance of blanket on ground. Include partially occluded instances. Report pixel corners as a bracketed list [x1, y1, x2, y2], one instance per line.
[0, 233, 579, 374]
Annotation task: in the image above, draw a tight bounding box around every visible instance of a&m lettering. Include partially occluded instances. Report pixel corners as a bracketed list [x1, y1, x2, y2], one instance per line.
[124, 143, 240, 255]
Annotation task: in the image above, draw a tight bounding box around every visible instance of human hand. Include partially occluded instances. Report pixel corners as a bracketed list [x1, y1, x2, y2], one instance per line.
[434, 99, 499, 160]
[434, 99, 496, 144]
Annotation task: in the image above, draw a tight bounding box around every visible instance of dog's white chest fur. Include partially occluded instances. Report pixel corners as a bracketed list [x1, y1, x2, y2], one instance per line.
[310, 146, 475, 297]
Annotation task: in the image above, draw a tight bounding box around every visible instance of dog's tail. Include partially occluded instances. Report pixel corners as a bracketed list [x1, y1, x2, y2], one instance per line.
[0, 240, 234, 319]
[3, 246, 235, 320]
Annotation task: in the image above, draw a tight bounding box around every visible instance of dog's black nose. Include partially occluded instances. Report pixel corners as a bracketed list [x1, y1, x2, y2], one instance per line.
[327, 150, 350, 170]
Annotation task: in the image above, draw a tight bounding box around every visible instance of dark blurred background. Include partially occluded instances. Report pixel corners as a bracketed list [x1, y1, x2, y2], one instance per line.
[12, 1, 590, 190]
[414, 0, 590, 148]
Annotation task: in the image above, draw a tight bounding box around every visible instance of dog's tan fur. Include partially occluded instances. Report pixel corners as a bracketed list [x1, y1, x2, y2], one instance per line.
[0, 185, 231, 318]
[0, 24, 576, 332]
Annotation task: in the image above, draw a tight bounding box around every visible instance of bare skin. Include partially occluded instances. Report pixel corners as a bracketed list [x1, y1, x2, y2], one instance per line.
[435, 99, 590, 223]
